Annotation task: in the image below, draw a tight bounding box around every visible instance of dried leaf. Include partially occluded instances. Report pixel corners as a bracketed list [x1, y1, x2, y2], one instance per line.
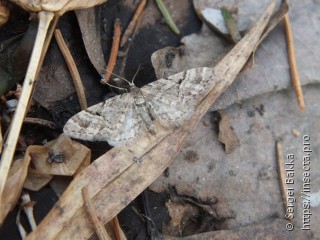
[0, 146, 43, 225]
[32, 134, 91, 176]
[24, 168, 53, 191]
[10, 0, 107, 15]
[75, 7, 106, 75]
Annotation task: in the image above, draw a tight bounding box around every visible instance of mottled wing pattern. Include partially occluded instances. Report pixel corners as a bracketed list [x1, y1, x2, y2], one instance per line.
[63, 93, 145, 146]
[140, 67, 216, 125]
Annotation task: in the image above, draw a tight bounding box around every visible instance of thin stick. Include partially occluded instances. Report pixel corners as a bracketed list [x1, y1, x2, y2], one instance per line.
[283, 8, 305, 111]
[24, 117, 57, 129]
[102, 18, 121, 85]
[276, 141, 289, 214]
[120, 0, 147, 47]
[82, 187, 112, 240]
[112, 216, 127, 240]
[0, 11, 54, 209]
[54, 29, 88, 110]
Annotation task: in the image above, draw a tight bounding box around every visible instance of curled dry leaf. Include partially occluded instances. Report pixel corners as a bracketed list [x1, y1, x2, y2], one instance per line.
[0, 146, 43, 225]
[10, 0, 107, 15]
[0, 1, 9, 27]
[32, 134, 91, 176]
[24, 168, 53, 191]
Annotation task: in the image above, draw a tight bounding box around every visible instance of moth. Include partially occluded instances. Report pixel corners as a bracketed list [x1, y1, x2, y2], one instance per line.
[63, 67, 215, 146]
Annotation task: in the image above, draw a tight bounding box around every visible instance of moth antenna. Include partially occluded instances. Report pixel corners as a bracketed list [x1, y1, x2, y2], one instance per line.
[104, 81, 128, 92]
[103, 69, 132, 85]
[132, 65, 141, 84]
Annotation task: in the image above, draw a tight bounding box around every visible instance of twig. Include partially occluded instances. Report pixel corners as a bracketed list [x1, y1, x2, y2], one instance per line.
[155, 0, 180, 35]
[112, 216, 127, 240]
[283, 6, 305, 111]
[54, 29, 88, 110]
[82, 187, 112, 240]
[120, 0, 147, 47]
[0, 11, 54, 209]
[102, 18, 121, 85]
[276, 141, 290, 215]
[24, 117, 57, 129]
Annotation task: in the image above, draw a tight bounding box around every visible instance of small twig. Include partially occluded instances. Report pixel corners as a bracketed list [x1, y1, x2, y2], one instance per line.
[21, 192, 37, 230]
[112, 216, 127, 240]
[155, 0, 180, 35]
[82, 187, 112, 240]
[54, 29, 87, 110]
[24, 117, 57, 129]
[283, 5, 305, 111]
[120, 0, 147, 47]
[0, 11, 54, 210]
[276, 141, 290, 215]
[102, 18, 121, 85]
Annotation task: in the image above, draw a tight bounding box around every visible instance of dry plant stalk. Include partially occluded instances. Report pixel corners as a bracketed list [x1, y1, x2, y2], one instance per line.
[55, 29, 88, 110]
[26, 2, 276, 239]
[24, 117, 57, 129]
[120, 0, 147, 47]
[276, 141, 290, 214]
[102, 18, 121, 84]
[283, 9, 305, 111]
[82, 187, 112, 240]
[0, 11, 54, 214]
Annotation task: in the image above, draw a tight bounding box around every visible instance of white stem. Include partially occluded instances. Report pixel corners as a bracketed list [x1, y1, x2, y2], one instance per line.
[0, 11, 54, 207]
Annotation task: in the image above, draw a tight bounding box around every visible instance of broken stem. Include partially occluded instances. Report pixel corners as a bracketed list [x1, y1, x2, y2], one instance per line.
[283, 10, 304, 111]
[112, 216, 127, 240]
[24, 117, 57, 129]
[0, 11, 54, 209]
[82, 187, 112, 240]
[54, 29, 88, 110]
[120, 0, 147, 47]
[102, 18, 121, 85]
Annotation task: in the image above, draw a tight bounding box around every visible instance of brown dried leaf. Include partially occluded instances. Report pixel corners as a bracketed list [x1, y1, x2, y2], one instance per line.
[10, 0, 107, 15]
[0, 146, 43, 225]
[24, 168, 53, 191]
[218, 110, 240, 154]
[32, 134, 91, 176]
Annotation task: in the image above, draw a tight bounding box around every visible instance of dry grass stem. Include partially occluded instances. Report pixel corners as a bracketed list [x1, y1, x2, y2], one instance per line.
[0, 11, 54, 210]
[16, 209, 27, 240]
[120, 0, 147, 47]
[283, 10, 305, 111]
[24, 117, 57, 129]
[82, 187, 112, 240]
[102, 18, 121, 85]
[112, 216, 127, 240]
[276, 141, 290, 215]
[54, 29, 87, 110]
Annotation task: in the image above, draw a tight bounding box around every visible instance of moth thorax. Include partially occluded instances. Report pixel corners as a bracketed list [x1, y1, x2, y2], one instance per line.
[135, 97, 146, 106]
